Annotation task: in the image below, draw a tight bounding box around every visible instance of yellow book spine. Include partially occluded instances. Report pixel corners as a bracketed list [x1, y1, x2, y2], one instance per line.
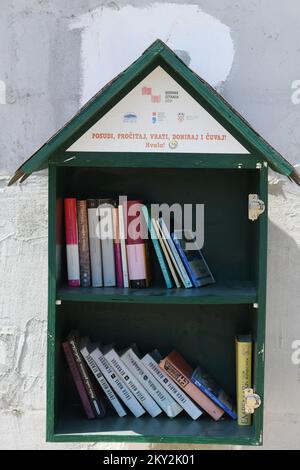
[236, 336, 252, 426]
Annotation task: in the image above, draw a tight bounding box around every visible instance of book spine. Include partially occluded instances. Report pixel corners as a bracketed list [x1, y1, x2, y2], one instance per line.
[118, 205, 129, 288]
[121, 349, 182, 418]
[56, 198, 63, 283]
[99, 202, 116, 286]
[105, 349, 162, 417]
[64, 198, 80, 286]
[159, 219, 192, 288]
[236, 337, 252, 425]
[191, 375, 237, 419]
[77, 200, 91, 287]
[81, 346, 127, 417]
[90, 348, 145, 417]
[87, 199, 103, 287]
[171, 234, 199, 287]
[62, 342, 95, 419]
[141, 354, 202, 420]
[152, 219, 181, 288]
[69, 337, 106, 418]
[142, 206, 173, 289]
[112, 207, 123, 288]
[159, 356, 224, 421]
[125, 200, 147, 288]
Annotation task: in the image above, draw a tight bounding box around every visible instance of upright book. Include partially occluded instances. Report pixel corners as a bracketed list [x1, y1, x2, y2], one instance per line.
[112, 207, 123, 288]
[99, 199, 116, 287]
[87, 199, 103, 287]
[64, 198, 80, 286]
[159, 350, 224, 421]
[124, 200, 147, 288]
[77, 200, 91, 287]
[236, 335, 252, 425]
[118, 205, 129, 288]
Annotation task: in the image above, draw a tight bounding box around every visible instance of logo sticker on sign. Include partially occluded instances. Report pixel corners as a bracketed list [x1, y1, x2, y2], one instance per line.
[67, 66, 249, 154]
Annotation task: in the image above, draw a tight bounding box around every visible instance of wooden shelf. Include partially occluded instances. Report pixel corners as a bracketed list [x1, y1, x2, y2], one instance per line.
[57, 281, 256, 305]
[52, 405, 257, 445]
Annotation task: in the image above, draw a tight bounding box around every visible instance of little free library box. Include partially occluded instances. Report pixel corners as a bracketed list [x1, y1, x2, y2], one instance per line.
[10, 40, 300, 445]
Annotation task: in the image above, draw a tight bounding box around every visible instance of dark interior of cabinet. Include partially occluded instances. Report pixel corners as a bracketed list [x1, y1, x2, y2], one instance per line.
[54, 300, 257, 439]
[55, 166, 260, 289]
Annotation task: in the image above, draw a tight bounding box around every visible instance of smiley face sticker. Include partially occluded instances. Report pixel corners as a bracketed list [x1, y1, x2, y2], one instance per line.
[169, 139, 178, 150]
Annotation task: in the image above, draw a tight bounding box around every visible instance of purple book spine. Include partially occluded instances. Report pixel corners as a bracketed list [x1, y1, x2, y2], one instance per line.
[62, 342, 95, 419]
[114, 243, 124, 288]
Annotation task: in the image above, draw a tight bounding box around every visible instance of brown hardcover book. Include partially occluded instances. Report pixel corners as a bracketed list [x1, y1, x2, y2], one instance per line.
[68, 332, 106, 418]
[159, 351, 224, 421]
[62, 341, 95, 419]
[77, 200, 91, 287]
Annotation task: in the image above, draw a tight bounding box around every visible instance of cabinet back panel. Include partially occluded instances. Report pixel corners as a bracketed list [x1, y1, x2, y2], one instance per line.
[56, 167, 260, 283]
[55, 301, 255, 415]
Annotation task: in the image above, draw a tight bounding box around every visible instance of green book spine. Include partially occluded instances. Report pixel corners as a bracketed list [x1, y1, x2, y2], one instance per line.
[142, 205, 173, 288]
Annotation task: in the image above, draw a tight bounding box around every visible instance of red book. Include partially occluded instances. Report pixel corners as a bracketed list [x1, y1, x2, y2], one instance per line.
[159, 351, 225, 421]
[124, 200, 148, 288]
[64, 198, 80, 286]
[112, 208, 123, 288]
[62, 341, 95, 419]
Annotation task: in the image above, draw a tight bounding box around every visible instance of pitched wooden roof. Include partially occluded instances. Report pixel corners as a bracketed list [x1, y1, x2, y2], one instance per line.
[9, 39, 300, 185]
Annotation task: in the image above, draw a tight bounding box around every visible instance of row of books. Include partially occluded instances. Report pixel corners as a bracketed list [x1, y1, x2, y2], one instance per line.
[63, 332, 253, 425]
[64, 198, 214, 289]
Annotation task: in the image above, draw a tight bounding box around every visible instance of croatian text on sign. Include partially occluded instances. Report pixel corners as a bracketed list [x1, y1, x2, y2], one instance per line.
[67, 66, 249, 154]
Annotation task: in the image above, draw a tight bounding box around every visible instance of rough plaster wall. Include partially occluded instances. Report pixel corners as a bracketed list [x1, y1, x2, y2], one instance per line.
[0, 0, 300, 449]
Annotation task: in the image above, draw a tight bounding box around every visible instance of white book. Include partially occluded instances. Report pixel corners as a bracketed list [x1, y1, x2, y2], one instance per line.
[90, 346, 145, 417]
[87, 200, 103, 287]
[141, 353, 203, 420]
[118, 205, 129, 288]
[121, 348, 183, 418]
[99, 202, 116, 286]
[80, 345, 126, 417]
[158, 218, 193, 288]
[104, 347, 162, 417]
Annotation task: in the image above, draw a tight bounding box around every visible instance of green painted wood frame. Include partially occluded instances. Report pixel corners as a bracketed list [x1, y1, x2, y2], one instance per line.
[46, 155, 268, 445]
[10, 40, 297, 184]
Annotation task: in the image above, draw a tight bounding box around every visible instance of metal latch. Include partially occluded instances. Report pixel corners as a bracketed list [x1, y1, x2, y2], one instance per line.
[244, 388, 261, 414]
[248, 194, 265, 221]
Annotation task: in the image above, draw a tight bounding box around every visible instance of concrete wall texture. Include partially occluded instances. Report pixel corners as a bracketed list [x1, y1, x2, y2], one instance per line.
[1, 0, 300, 450]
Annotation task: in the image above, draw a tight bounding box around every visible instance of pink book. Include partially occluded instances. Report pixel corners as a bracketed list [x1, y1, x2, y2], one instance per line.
[62, 341, 95, 419]
[124, 200, 148, 288]
[64, 198, 80, 286]
[113, 207, 123, 288]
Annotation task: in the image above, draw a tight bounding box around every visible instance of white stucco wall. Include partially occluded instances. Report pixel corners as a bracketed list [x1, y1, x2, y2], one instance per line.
[1, 0, 300, 450]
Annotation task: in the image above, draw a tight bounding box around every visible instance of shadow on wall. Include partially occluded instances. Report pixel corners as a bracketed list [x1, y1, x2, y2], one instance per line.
[147, 217, 300, 451]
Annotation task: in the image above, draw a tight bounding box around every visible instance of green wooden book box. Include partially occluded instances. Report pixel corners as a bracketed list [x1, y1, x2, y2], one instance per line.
[10, 40, 299, 446]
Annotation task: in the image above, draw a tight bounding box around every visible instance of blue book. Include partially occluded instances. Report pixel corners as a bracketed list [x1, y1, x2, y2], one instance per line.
[171, 230, 215, 288]
[142, 206, 173, 289]
[192, 366, 237, 419]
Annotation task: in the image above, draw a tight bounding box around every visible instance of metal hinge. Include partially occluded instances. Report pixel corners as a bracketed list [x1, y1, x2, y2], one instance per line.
[244, 388, 261, 414]
[248, 194, 265, 221]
